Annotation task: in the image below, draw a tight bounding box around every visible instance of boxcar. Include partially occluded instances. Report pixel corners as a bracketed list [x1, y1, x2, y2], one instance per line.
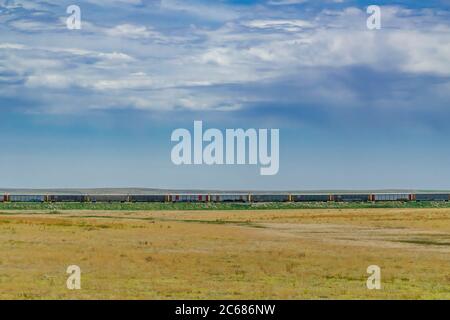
[292, 194, 330, 202]
[9, 195, 45, 202]
[334, 194, 370, 202]
[373, 193, 410, 201]
[210, 194, 248, 202]
[89, 195, 129, 203]
[48, 195, 86, 202]
[415, 193, 449, 201]
[170, 194, 209, 202]
[251, 194, 290, 202]
[129, 195, 167, 202]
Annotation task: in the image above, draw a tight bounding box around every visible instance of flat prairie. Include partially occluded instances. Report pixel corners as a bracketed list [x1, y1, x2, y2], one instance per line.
[0, 208, 449, 299]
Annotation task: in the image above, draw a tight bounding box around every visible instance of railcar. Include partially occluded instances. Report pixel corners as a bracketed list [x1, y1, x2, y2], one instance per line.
[169, 194, 209, 202]
[373, 193, 410, 201]
[251, 194, 290, 202]
[415, 193, 449, 201]
[130, 195, 167, 202]
[334, 194, 370, 202]
[88, 195, 129, 203]
[292, 194, 330, 202]
[9, 195, 46, 202]
[47, 195, 86, 202]
[210, 194, 248, 202]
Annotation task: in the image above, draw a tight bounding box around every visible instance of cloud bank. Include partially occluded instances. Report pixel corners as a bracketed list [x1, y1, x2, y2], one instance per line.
[0, 0, 449, 120]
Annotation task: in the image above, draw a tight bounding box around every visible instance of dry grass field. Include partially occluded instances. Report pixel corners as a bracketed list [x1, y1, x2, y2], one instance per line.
[0, 208, 449, 299]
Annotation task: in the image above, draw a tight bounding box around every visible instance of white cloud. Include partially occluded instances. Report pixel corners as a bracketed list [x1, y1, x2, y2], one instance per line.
[97, 51, 134, 61]
[267, 0, 308, 5]
[242, 19, 313, 31]
[387, 30, 450, 75]
[104, 24, 161, 39]
[0, 42, 26, 49]
[26, 74, 72, 89]
[160, 0, 240, 21]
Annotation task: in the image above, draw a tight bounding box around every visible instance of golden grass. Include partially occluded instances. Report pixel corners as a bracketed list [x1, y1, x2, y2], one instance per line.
[0, 208, 449, 299]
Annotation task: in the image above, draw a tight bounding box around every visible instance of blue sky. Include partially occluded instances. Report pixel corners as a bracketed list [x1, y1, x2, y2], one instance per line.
[0, 0, 450, 190]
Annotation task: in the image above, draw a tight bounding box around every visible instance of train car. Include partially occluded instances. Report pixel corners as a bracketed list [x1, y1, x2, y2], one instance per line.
[0, 194, 5, 202]
[88, 195, 129, 203]
[415, 193, 449, 201]
[373, 193, 410, 201]
[47, 195, 86, 202]
[170, 194, 209, 202]
[210, 194, 248, 202]
[251, 194, 290, 202]
[129, 195, 167, 202]
[292, 194, 330, 202]
[334, 194, 370, 202]
[9, 195, 46, 202]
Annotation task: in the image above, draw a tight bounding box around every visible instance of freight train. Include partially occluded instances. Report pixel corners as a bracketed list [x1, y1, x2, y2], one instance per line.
[1, 192, 449, 203]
